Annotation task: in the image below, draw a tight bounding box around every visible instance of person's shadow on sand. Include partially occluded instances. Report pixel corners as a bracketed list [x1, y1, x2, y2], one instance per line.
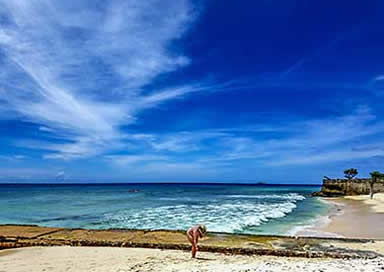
[194, 257, 215, 261]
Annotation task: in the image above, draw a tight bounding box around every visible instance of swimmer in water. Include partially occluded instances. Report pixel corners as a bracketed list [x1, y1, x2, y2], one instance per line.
[186, 224, 207, 258]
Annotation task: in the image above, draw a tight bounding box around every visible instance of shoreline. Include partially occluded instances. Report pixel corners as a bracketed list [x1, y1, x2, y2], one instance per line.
[297, 193, 384, 239]
[290, 198, 344, 238]
[2, 193, 384, 241]
[2, 200, 384, 271]
[2, 194, 384, 259]
[1, 224, 382, 259]
[292, 198, 345, 238]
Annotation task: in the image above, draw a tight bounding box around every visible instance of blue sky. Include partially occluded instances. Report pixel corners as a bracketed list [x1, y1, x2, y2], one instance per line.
[0, 0, 383, 183]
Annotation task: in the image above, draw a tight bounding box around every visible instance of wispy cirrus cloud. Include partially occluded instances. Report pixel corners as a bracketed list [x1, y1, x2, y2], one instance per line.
[0, 1, 382, 182]
[0, 0, 203, 159]
[105, 106, 384, 171]
[371, 74, 384, 96]
[105, 154, 169, 167]
[0, 167, 58, 181]
[219, 106, 384, 166]
[0, 155, 26, 162]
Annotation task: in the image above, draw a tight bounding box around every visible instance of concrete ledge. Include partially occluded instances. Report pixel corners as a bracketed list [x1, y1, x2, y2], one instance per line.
[0, 224, 382, 259]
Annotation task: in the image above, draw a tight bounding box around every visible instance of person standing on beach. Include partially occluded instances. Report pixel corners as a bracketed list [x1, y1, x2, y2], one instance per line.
[186, 224, 207, 258]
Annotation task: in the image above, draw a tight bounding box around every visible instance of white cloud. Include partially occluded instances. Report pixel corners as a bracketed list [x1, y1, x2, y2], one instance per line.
[0, 167, 56, 181]
[223, 107, 384, 166]
[0, 0, 200, 159]
[144, 131, 227, 152]
[114, 107, 384, 169]
[105, 155, 168, 166]
[0, 1, 382, 173]
[55, 170, 67, 181]
[269, 149, 384, 166]
[56, 171, 65, 177]
[0, 155, 26, 161]
[39, 126, 55, 133]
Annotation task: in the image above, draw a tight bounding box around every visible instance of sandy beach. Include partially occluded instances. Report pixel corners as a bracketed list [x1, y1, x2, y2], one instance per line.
[300, 193, 384, 239]
[345, 193, 384, 213]
[1, 246, 384, 272]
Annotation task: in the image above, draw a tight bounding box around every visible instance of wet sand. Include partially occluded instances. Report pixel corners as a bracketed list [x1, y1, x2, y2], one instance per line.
[319, 193, 384, 239]
[1, 246, 383, 272]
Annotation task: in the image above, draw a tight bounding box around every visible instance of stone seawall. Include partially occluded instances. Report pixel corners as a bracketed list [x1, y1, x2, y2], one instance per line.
[312, 178, 384, 197]
[0, 225, 382, 259]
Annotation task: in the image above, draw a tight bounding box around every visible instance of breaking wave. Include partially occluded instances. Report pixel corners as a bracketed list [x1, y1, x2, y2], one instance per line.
[225, 193, 306, 201]
[100, 193, 305, 233]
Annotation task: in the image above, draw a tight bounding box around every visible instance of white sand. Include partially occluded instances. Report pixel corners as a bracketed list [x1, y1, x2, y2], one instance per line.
[345, 193, 384, 213]
[1, 246, 383, 272]
[296, 193, 384, 239]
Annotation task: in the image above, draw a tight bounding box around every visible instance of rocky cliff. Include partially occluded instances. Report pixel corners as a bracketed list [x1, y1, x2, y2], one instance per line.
[312, 178, 384, 197]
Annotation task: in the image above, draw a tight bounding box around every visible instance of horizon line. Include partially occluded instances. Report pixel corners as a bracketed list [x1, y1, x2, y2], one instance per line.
[0, 182, 321, 186]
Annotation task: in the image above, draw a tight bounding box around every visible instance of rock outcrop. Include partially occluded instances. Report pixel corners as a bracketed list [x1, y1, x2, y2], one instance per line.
[312, 178, 384, 197]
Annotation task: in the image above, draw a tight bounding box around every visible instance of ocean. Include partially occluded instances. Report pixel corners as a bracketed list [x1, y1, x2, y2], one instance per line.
[0, 183, 330, 235]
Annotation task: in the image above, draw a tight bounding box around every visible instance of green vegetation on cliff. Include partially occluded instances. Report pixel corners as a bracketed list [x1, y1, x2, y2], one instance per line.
[313, 169, 384, 197]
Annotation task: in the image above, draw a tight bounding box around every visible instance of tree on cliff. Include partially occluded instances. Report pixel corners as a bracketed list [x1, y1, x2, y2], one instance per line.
[344, 168, 358, 179]
[369, 171, 384, 199]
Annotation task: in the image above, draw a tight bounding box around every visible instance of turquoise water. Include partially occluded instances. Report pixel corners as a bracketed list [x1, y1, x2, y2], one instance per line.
[0, 184, 329, 235]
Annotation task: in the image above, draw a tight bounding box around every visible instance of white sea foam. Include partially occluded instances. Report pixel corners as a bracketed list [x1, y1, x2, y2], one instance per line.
[102, 198, 302, 233]
[287, 215, 343, 238]
[288, 198, 345, 238]
[225, 193, 306, 201]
